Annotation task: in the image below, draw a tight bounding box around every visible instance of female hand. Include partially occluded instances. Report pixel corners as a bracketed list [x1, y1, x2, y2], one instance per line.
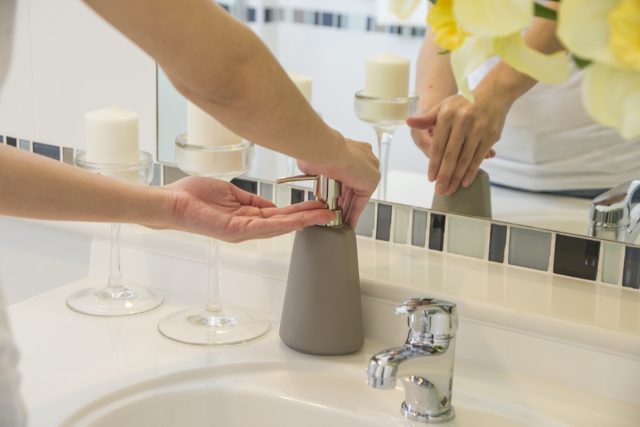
[408, 93, 508, 195]
[297, 135, 380, 227]
[165, 177, 336, 242]
[410, 117, 496, 162]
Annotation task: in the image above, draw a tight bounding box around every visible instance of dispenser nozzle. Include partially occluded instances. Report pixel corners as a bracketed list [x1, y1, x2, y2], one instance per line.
[276, 174, 342, 226]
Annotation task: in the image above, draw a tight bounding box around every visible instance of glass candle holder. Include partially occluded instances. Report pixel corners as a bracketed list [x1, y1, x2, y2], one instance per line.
[67, 151, 164, 316]
[354, 91, 418, 200]
[158, 134, 269, 346]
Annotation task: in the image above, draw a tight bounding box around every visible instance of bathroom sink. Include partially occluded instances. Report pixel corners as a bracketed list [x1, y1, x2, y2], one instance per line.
[61, 360, 562, 427]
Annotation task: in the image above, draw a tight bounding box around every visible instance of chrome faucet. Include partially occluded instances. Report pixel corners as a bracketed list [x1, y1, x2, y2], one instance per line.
[588, 180, 640, 243]
[367, 298, 458, 423]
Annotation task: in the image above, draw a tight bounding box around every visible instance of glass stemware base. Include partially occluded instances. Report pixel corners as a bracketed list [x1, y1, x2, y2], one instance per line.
[158, 134, 269, 346]
[67, 285, 163, 317]
[158, 307, 269, 346]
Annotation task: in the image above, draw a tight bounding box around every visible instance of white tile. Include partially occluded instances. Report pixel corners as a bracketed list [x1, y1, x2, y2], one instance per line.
[447, 215, 488, 259]
[392, 205, 410, 244]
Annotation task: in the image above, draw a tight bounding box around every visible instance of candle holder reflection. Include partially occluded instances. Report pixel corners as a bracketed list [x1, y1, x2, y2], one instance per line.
[67, 151, 163, 316]
[354, 91, 418, 200]
[158, 134, 269, 346]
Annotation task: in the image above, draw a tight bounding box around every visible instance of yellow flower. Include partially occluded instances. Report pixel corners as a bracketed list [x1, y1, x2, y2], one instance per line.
[609, 0, 640, 71]
[558, 0, 640, 139]
[430, 0, 570, 100]
[427, 0, 468, 51]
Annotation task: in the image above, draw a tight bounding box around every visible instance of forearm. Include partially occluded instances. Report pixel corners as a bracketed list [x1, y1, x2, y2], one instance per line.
[0, 145, 172, 226]
[474, 16, 565, 106]
[415, 29, 458, 112]
[83, 0, 343, 168]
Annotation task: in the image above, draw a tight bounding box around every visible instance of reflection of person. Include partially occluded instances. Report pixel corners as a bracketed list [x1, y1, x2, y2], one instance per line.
[0, 0, 380, 424]
[409, 14, 640, 198]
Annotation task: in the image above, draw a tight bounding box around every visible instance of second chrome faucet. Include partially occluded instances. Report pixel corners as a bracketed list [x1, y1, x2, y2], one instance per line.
[367, 298, 458, 423]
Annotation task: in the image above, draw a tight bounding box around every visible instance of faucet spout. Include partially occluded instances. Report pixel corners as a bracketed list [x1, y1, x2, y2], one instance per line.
[367, 298, 458, 424]
[589, 180, 640, 243]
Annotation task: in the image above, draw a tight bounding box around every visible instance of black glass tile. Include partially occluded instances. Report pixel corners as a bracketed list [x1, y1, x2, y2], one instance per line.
[322, 12, 333, 26]
[622, 246, 640, 289]
[428, 213, 445, 251]
[6, 136, 17, 147]
[307, 191, 315, 201]
[366, 17, 373, 31]
[32, 142, 60, 160]
[231, 178, 258, 194]
[411, 210, 428, 247]
[264, 8, 273, 22]
[336, 14, 343, 28]
[375, 203, 392, 241]
[291, 188, 305, 204]
[246, 7, 256, 22]
[314, 12, 321, 25]
[0, 135, 4, 143]
[488, 224, 507, 263]
[553, 234, 600, 281]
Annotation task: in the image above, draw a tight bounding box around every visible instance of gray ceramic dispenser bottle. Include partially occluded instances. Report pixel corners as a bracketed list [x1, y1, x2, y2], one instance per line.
[276, 174, 363, 355]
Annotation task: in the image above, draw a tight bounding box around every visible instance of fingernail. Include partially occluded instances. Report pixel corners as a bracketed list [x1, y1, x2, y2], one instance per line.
[435, 183, 444, 194]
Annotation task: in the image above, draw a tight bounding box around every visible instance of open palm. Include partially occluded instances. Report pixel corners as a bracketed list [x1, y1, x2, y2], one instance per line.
[167, 177, 335, 242]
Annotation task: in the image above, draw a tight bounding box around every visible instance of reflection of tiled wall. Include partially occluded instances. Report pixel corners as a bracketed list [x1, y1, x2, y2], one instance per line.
[221, 2, 427, 37]
[4, 134, 638, 292]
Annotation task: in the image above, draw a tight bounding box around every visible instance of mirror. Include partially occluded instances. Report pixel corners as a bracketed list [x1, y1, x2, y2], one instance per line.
[157, 1, 636, 243]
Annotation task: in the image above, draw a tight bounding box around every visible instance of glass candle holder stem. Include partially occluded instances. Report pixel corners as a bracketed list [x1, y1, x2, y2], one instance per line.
[205, 238, 223, 315]
[106, 223, 125, 297]
[375, 127, 394, 201]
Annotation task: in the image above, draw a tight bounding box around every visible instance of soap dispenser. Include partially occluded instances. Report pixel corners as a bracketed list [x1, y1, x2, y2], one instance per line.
[275, 174, 363, 355]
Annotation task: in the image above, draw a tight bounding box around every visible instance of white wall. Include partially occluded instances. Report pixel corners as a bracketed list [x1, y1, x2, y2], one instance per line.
[0, 0, 157, 156]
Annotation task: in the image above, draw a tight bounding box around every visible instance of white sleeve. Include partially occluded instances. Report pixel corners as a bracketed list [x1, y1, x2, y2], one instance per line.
[0, 288, 27, 427]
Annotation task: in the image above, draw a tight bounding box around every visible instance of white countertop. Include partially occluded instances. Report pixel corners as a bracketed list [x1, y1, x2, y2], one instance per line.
[5, 219, 640, 426]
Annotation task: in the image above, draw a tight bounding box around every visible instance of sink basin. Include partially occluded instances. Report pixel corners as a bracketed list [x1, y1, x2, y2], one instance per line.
[61, 361, 562, 427]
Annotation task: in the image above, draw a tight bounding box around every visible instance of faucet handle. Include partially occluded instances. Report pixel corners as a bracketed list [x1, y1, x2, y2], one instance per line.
[395, 298, 458, 341]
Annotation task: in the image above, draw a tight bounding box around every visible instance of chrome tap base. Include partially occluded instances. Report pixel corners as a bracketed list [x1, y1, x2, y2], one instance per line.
[401, 401, 455, 424]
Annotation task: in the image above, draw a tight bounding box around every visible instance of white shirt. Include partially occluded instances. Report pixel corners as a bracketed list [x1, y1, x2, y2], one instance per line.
[0, 288, 26, 427]
[1, 1, 27, 426]
[470, 59, 640, 192]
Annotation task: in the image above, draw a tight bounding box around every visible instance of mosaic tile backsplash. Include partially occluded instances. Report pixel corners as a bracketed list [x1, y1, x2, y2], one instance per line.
[219, 2, 427, 38]
[2, 134, 639, 292]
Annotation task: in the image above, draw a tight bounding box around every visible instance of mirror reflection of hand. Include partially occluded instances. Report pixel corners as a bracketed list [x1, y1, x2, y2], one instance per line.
[297, 136, 380, 227]
[164, 177, 336, 242]
[411, 119, 495, 161]
[408, 94, 505, 195]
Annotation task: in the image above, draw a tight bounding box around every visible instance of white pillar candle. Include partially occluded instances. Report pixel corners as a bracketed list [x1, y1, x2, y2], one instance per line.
[364, 53, 410, 98]
[85, 106, 139, 164]
[187, 101, 242, 147]
[180, 102, 246, 178]
[288, 72, 313, 104]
